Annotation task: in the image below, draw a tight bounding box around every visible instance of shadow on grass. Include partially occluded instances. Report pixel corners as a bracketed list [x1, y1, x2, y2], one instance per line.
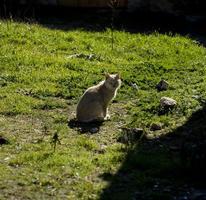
[0, 136, 9, 145]
[100, 105, 206, 200]
[68, 118, 104, 134]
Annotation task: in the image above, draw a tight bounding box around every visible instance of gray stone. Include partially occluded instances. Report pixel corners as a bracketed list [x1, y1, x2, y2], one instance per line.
[160, 97, 177, 108]
[90, 127, 99, 134]
[156, 80, 169, 91]
[150, 123, 162, 131]
[130, 83, 139, 90]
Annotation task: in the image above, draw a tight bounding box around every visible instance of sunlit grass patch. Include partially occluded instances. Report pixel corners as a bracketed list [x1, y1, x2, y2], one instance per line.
[0, 19, 206, 199]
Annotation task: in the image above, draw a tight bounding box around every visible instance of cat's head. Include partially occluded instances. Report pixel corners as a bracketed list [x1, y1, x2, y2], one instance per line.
[104, 73, 121, 90]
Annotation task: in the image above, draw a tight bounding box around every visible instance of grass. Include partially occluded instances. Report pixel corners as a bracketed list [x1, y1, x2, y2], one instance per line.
[0, 19, 206, 199]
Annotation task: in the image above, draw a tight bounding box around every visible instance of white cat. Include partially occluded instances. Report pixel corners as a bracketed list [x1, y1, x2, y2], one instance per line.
[76, 73, 121, 122]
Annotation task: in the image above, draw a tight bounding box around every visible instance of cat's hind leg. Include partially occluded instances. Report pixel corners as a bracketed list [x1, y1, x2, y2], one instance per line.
[79, 103, 105, 122]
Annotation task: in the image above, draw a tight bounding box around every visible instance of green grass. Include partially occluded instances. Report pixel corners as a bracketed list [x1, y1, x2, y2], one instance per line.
[0, 19, 206, 199]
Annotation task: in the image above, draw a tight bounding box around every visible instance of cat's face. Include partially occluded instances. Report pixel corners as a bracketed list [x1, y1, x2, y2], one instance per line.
[105, 73, 121, 90]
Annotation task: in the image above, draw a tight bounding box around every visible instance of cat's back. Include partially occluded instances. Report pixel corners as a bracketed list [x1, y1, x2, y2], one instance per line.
[77, 82, 103, 106]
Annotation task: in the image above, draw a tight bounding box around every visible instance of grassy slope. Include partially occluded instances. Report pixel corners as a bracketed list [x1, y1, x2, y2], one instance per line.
[0, 20, 206, 199]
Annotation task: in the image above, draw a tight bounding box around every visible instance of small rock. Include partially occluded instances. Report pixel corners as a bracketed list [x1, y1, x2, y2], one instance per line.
[130, 83, 139, 90]
[90, 127, 99, 134]
[150, 123, 162, 131]
[88, 54, 95, 60]
[68, 53, 95, 60]
[96, 145, 107, 154]
[160, 97, 177, 108]
[146, 133, 155, 139]
[156, 80, 169, 91]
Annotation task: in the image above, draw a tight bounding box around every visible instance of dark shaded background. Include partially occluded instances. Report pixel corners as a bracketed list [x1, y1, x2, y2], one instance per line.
[1, 0, 206, 46]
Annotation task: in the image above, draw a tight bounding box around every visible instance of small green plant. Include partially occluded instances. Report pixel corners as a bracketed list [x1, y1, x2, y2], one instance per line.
[109, 0, 119, 50]
[50, 131, 61, 153]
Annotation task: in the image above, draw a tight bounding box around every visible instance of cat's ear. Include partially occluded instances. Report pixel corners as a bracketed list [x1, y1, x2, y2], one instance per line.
[115, 73, 120, 79]
[105, 73, 110, 79]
